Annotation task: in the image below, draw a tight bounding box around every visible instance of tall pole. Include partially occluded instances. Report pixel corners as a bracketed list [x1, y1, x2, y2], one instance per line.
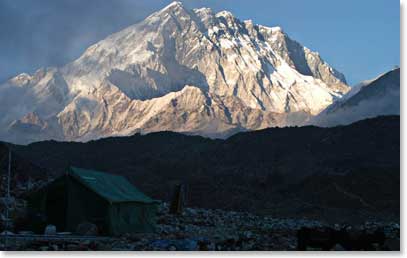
[7, 149, 11, 198]
[4, 149, 11, 249]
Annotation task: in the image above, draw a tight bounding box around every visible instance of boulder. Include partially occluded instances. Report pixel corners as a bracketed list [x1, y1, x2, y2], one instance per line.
[76, 222, 98, 236]
[44, 225, 57, 235]
[383, 238, 400, 251]
[331, 244, 346, 251]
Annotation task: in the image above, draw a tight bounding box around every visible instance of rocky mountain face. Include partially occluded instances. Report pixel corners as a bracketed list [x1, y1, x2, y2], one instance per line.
[312, 68, 400, 127]
[0, 1, 350, 144]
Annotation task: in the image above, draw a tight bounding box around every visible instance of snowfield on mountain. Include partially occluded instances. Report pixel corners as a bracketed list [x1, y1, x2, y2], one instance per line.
[0, 1, 353, 143]
[312, 68, 400, 127]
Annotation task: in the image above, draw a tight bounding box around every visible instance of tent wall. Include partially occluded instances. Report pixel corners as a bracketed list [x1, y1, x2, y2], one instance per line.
[44, 176, 68, 231]
[65, 176, 111, 234]
[26, 176, 67, 233]
[108, 202, 158, 235]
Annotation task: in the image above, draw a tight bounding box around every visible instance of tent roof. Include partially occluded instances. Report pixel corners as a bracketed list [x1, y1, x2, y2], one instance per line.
[68, 167, 159, 204]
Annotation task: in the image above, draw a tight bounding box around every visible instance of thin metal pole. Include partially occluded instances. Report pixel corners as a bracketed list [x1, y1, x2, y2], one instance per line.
[4, 149, 11, 250]
[7, 149, 11, 198]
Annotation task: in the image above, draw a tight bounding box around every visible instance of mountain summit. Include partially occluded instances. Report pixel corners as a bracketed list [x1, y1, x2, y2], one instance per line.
[312, 68, 400, 126]
[0, 2, 350, 144]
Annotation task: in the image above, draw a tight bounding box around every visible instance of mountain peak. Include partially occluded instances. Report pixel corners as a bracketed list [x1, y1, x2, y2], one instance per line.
[216, 10, 234, 18]
[149, 1, 189, 21]
[312, 68, 400, 127]
[160, 1, 184, 12]
[0, 2, 354, 144]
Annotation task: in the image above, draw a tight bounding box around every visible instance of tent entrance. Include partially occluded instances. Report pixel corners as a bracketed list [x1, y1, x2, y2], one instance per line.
[45, 178, 67, 232]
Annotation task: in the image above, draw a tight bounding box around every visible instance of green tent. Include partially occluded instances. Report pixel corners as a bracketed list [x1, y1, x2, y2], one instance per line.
[27, 167, 160, 235]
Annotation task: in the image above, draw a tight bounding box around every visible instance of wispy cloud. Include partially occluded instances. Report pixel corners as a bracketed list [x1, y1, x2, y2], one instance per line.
[0, 0, 176, 81]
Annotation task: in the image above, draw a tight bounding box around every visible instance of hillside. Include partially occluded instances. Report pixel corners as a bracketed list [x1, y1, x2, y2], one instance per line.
[9, 116, 400, 223]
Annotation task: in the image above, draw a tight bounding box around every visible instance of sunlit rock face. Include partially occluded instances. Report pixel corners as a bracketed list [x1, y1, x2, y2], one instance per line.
[312, 68, 400, 127]
[0, 1, 350, 144]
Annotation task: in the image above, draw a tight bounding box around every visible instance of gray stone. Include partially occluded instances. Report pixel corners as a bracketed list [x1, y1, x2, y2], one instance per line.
[331, 244, 346, 251]
[44, 225, 57, 235]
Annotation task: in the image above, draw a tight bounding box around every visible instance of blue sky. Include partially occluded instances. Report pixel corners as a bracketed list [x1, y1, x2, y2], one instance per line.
[0, 0, 399, 85]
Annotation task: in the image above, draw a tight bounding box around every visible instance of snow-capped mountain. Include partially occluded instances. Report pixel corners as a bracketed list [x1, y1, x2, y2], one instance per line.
[0, 1, 350, 144]
[312, 68, 400, 127]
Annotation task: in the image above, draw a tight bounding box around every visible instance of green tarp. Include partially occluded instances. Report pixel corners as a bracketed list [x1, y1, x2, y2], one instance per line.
[69, 167, 157, 204]
[27, 167, 160, 235]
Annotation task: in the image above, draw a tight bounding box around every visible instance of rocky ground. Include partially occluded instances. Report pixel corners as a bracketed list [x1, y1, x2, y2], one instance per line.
[0, 170, 401, 251]
[0, 203, 400, 251]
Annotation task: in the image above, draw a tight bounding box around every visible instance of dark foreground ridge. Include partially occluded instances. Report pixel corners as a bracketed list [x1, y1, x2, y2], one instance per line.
[2, 115, 400, 223]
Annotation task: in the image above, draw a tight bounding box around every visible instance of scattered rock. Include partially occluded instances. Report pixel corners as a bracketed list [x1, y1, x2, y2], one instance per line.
[332, 244, 346, 251]
[0, 202, 399, 251]
[18, 231, 34, 235]
[383, 238, 400, 251]
[0, 231, 14, 235]
[39, 246, 49, 251]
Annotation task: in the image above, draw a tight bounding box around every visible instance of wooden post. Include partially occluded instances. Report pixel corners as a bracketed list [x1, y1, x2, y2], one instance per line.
[169, 184, 186, 215]
[7, 150, 11, 199]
